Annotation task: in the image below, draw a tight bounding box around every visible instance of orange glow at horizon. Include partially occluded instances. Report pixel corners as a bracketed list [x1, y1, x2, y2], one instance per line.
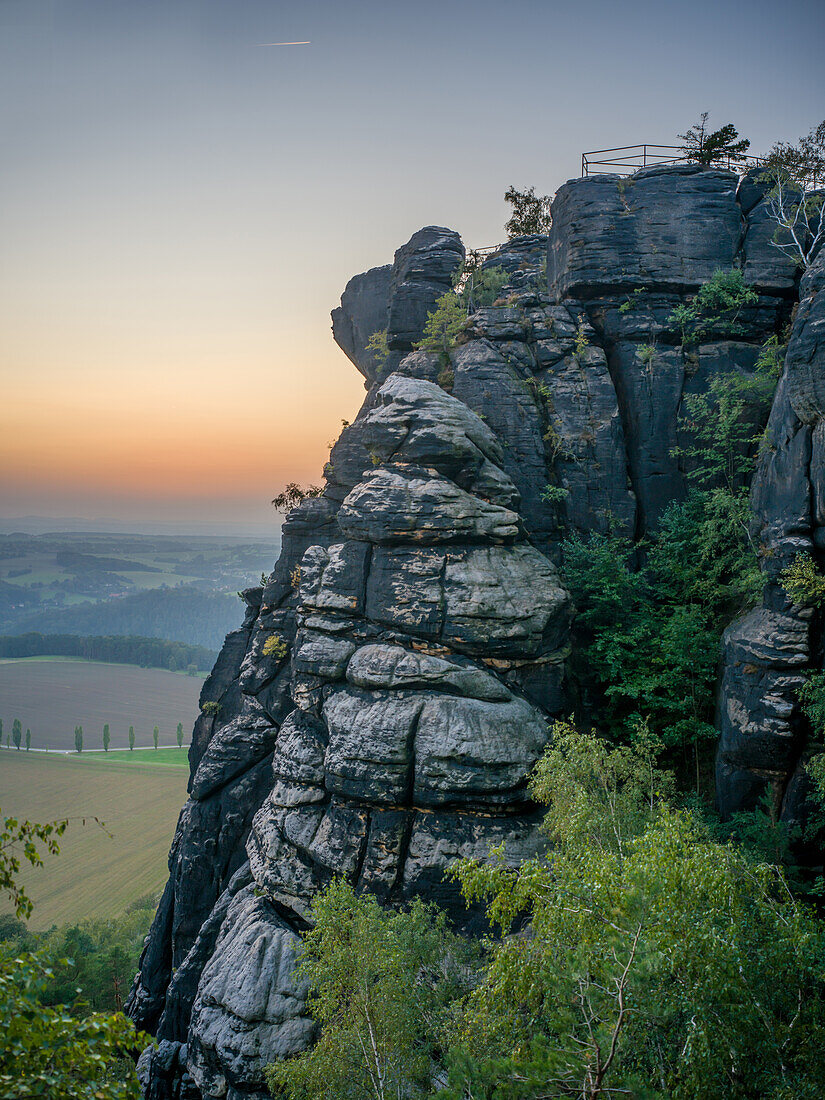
[0, 330, 366, 512]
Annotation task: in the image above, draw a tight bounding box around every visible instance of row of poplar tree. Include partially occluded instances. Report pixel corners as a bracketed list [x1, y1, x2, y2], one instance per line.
[0, 717, 186, 752]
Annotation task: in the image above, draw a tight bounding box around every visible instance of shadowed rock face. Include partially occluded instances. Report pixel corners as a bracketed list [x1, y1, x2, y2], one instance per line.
[716, 253, 825, 829]
[131, 170, 820, 1098]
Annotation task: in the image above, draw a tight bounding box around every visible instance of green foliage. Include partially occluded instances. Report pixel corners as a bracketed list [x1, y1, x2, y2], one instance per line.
[573, 323, 589, 360]
[272, 483, 324, 511]
[0, 951, 143, 1099]
[1, 812, 68, 920]
[678, 112, 751, 166]
[504, 185, 552, 237]
[781, 553, 825, 607]
[0, 814, 144, 1099]
[562, 346, 775, 770]
[442, 724, 825, 1100]
[3, 901, 156, 1015]
[74, 725, 83, 754]
[266, 878, 474, 1100]
[800, 672, 825, 742]
[675, 335, 780, 493]
[102, 724, 110, 753]
[365, 329, 390, 374]
[152, 725, 159, 750]
[637, 341, 657, 366]
[25, 728, 31, 751]
[540, 484, 569, 503]
[542, 423, 570, 461]
[618, 288, 645, 314]
[455, 263, 509, 312]
[262, 633, 289, 660]
[200, 701, 221, 716]
[414, 291, 469, 364]
[669, 268, 758, 346]
[127, 726, 135, 752]
[176, 722, 183, 749]
[437, 366, 455, 393]
[12, 718, 21, 752]
[563, 487, 762, 770]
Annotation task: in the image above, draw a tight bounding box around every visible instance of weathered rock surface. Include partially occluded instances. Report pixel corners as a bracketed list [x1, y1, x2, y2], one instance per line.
[386, 226, 465, 358]
[330, 265, 393, 383]
[187, 887, 315, 1100]
[716, 251, 824, 824]
[548, 166, 743, 299]
[132, 165, 819, 1098]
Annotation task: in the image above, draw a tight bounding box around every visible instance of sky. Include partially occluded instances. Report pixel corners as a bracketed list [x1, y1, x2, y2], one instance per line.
[1, 0, 823, 535]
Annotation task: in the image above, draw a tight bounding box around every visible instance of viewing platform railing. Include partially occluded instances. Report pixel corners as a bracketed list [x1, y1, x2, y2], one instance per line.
[581, 144, 763, 178]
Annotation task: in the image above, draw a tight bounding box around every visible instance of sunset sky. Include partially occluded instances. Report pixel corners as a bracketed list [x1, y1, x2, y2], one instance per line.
[2, 0, 823, 534]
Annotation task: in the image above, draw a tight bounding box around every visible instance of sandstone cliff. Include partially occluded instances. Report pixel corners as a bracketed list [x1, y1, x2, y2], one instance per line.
[129, 167, 822, 1100]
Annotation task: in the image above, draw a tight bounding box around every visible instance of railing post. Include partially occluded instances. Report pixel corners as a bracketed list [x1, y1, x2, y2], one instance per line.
[643, 144, 647, 167]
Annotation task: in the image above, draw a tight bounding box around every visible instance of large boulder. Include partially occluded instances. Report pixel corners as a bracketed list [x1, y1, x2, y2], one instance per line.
[548, 165, 742, 299]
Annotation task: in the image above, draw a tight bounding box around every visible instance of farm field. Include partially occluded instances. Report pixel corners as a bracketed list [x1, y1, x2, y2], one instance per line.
[0, 750, 189, 928]
[0, 657, 204, 750]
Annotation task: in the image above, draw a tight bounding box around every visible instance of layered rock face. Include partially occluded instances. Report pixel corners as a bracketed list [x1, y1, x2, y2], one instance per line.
[716, 253, 825, 830]
[131, 167, 817, 1099]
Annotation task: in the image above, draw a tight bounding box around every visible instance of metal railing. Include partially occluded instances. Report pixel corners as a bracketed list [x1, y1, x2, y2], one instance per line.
[581, 144, 763, 178]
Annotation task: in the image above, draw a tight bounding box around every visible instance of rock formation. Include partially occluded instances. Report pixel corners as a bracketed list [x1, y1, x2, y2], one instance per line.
[716, 251, 825, 832]
[130, 165, 822, 1099]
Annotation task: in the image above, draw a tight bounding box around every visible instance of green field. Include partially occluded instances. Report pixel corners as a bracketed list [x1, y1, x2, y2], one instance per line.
[0, 657, 204, 751]
[0, 750, 189, 928]
[72, 746, 192, 768]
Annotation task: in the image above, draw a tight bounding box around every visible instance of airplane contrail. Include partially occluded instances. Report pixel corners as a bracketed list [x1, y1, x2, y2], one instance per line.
[255, 41, 311, 46]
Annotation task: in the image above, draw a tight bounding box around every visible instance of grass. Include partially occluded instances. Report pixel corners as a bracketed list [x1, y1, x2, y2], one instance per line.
[0, 658, 204, 751]
[67, 746, 190, 768]
[0, 751, 189, 928]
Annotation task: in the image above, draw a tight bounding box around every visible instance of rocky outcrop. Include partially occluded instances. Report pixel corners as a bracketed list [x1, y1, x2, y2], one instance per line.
[331, 265, 393, 383]
[331, 226, 464, 384]
[132, 168, 817, 1097]
[716, 252, 825, 828]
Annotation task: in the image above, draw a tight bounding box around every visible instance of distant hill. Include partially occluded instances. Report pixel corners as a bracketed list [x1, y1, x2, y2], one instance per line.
[8, 585, 242, 650]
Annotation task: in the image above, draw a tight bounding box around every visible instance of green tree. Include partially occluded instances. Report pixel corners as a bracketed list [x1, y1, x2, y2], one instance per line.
[781, 552, 825, 607]
[668, 268, 758, 347]
[365, 329, 390, 375]
[272, 483, 324, 511]
[266, 879, 473, 1100]
[12, 719, 22, 752]
[0, 812, 143, 1098]
[5, 899, 158, 1016]
[414, 292, 469, 364]
[800, 673, 825, 741]
[128, 726, 135, 752]
[453, 257, 509, 313]
[678, 112, 751, 166]
[442, 724, 825, 1100]
[176, 722, 184, 749]
[562, 328, 776, 783]
[152, 725, 159, 750]
[1, 811, 67, 921]
[25, 729, 31, 752]
[102, 723, 110, 753]
[74, 726, 83, 754]
[504, 185, 552, 237]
